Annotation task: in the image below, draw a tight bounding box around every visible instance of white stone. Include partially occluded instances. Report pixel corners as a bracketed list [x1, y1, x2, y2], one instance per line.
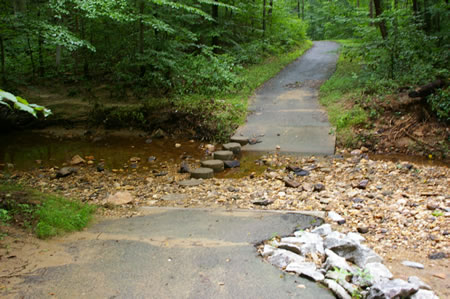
[365, 262, 393, 284]
[402, 260, 425, 269]
[267, 249, 305, 268]
[105, 191, 134, 205]
[408, 276, 432, 291]
[311, 224, 332, 236]
[410, 290, 439, 299]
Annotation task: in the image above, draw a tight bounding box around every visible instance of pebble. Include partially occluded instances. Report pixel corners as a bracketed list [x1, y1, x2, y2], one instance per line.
[401, 260, 425, 269]
[428, 252, 446, 260]
[357, 227, 369, 234]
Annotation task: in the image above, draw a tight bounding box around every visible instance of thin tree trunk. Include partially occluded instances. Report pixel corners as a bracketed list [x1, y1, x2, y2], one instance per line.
[0, 35, 5, 84]
[139, 0, 145, 76]
[262, 0, 266, 37]
[297, 0, 300, 18]
[212, 0, 219, 47]
[74, 14, 79, 75]
[357, 0, 360, 8]
[37, 10, 44, 77]
[373, 0, 388, 39]
[268, 0, 273, 28]
[370, 0, 374, 19]
[26, 33, 36, 77]
[302, 0, 305, 19]
[80, 17, 89, 78]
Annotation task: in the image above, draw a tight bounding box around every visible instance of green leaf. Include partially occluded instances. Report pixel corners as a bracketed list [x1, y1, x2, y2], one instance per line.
[0, 100, 11, 109]
[14, 102, 37, 118]
[0, 90, 19, 104]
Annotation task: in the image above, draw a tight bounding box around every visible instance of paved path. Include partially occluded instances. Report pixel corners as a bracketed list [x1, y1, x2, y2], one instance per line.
[13, 208, 334, 299]
[234, 41, 340, 155]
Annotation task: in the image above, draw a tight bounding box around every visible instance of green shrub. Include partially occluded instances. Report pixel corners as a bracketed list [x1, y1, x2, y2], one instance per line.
[428, 88, 450, 122]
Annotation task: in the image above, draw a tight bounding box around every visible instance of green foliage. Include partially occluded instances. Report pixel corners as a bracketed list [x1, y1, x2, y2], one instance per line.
[320, 44, 368, 147]
[0, 184, 95, 239]
[354, 267, 373, 285]
[428, 88, 450, 122]
[35, 195, 96, 239]
[0, 208, 11, 224]
[0, 90, 52, 118]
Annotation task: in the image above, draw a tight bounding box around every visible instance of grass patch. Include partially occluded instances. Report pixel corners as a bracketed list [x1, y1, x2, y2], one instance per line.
[0, 184, 96, 239]
[320, 40, 368, 147]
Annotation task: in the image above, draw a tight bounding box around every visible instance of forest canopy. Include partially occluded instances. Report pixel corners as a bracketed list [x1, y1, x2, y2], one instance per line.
[0, 0, 448, 120]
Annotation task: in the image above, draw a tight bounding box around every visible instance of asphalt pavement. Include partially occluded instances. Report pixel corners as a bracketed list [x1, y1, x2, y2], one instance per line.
[235, 41, 340, 155]
[14, 208, 334, 299]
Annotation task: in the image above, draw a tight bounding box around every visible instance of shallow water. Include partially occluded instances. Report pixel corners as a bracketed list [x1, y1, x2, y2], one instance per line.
[0, 132, 205, 171]
[0, 132, 447, 176]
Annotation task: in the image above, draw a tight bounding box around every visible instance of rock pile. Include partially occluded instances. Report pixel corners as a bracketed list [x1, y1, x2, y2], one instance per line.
[259, 223, 440, 299]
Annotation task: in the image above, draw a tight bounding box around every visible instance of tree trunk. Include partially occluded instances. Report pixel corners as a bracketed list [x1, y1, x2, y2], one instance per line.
[26, 33, 36, 77]
[373, 0, 388, 39]
[302, 0, 305, 20]
[80, 17, 89, 78]
[139, 0, 145, 76]
[37, 9, 44, 77]
[0, 35, 5, 84]
[268, 0, 273, 28]
[262, 0, 266, 37]
[297, 0, 300, 18]
[412, 0, 418, 14]
[369, 0, 374, 19]
[212, 0, 219, 47]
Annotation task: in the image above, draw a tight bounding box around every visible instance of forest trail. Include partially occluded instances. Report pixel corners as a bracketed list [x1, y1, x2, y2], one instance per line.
[235, 41, 340, 155]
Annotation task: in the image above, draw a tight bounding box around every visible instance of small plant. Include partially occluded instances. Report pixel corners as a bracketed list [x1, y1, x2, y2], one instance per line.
[0, 208, 11, 224]
[331, 267, 352, 283]
[432, 210, 444, 217]
[351, 289, 363, 299]
[354, 268, 372, 285]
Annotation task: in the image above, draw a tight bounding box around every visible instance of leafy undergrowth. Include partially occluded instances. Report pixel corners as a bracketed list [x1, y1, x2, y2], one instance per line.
[17, 41, 312, 142]
[320, 40, 449, 159]
[0, 183, 96, 239]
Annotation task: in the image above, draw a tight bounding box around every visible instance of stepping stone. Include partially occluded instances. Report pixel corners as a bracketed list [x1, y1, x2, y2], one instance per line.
[200, 160, 224, 172]
[222, 143, 242, 155]
[230, 136, 249, 146]
[190, 168, 214, 179]
[213, 150, 233, 161]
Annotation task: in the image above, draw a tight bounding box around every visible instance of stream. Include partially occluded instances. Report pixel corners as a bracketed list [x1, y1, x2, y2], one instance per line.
[0, 132, 447, 178]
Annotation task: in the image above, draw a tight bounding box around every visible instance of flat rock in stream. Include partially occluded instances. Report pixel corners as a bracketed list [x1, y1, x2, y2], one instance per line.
[222, 143, 242, 155]
[200, 160, 224, 172]
[213, 151, 234, 161]
[230, 136, 249, 146]
[190, 168, 214, 179]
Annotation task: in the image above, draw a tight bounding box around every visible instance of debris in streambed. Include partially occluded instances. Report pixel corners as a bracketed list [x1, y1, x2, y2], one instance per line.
[1, 150, 449, 270]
